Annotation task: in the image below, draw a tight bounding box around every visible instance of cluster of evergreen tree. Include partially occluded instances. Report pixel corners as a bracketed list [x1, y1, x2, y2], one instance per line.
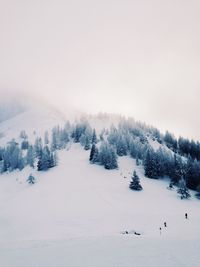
[0, 122, 71, 173]
[71, 120, 97, 151]
[51, 124, 70, 151]
[0, 116, 200, 196]
[144, 148, 174, 180]
[106, 125, 148, 160]
[177, 178, 191, 199]
[89, 142, 118, 170]
[85, 118, 200, 193]
[163, 131, 200, 160]
[177, 137, 200, 160]
[143, 147, 200, 191]
[0, 139, 24, 172]
[98, 142, 118, 169]
[37, 146, 57, 171]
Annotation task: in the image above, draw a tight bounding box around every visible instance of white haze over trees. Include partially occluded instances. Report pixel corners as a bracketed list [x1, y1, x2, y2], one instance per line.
[0, 0, 200, 140]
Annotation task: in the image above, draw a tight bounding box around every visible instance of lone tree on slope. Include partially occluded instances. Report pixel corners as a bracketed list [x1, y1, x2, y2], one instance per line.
[27, 174, 36, 185]
[129, 170, 143, 191]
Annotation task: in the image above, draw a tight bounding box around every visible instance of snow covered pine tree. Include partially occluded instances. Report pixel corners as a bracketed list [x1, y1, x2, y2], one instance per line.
[129, 170, 143, 191]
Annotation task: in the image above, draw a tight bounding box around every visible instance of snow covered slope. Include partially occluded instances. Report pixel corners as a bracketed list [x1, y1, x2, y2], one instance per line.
[0, 144, 199, 267]
[0, 103, 67, 146]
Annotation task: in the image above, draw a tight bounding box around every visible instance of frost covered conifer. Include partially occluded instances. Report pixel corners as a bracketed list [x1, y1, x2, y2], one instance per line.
[98, 142, 118, 170]
[26, 145, 35, 168]
[21, 139, 29, 150]
[89, 144, 99, 163]
[195, 185, 200, 199]
[44, 131, 49, 145]
[116, 135, 127, 156]
[92, 129, 97, 144]
[3, 139, 25, 171]
[144, 149, 157, 179]
[129, 170, 143, 191]
[27, 174, 36, 184]
[84, 136, 91, 150]
[90, 144, 96, 161]
[37, 146, 52, 171]
[34, 137, 43, 158]
[177, 178, 191, 199]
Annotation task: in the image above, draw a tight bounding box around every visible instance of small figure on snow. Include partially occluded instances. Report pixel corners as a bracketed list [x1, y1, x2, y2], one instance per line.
[159, 227, 162, 235]
[164, 222, 167, 228]
[185, 213, 188, 219]
[27, 173, 36, 185]
[134, 231, 141, 236]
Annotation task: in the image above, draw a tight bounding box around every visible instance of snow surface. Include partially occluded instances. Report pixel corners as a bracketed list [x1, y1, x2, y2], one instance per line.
[0, 105, 200, 266]
[0, 144, 200, 267]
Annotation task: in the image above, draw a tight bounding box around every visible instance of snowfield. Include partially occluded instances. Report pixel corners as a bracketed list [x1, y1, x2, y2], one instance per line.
[0, 143, 200, 267]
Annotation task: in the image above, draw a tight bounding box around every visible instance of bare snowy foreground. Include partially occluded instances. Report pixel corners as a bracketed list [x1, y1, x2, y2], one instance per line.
[0, 144, 200, 267]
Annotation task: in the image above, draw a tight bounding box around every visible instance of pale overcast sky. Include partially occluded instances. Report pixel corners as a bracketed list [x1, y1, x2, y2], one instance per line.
[0, 0, 200, 140]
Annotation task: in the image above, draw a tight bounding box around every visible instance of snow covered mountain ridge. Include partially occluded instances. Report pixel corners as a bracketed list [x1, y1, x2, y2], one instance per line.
[0, 98, 200, 267]
[0, 99, 200, 194]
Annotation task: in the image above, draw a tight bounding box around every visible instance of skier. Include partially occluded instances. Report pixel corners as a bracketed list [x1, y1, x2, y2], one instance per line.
[159, 227, 162, 235]
[185, 213, 188, 219]
[164, 222, 167, 227]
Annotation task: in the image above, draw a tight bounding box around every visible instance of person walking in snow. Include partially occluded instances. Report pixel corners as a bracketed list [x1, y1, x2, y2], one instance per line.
[164, 222, 167, 228]
[185, 213, 188, 219]
[159, 227, 162, 235]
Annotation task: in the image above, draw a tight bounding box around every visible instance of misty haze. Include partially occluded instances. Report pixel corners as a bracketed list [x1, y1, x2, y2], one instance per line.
[0, 1, 200, 267]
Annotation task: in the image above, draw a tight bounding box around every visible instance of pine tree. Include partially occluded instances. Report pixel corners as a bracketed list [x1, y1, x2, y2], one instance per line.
[60, 127, 69, 147]
[90, 144, 96, 162]
[98, 142, 118, 170]
[34, 137, 43, 158]
[129, 170, 143, 191]
[21, 139, 29, 150]
[116, 136, 127, 156]
[195, 185, 200, 199]
[4, 139, 25, 171]
[44, 131, 49, 145]
[27, 174, 36, 184]
[185, 158, 200, 190]
[92, 129, 97, 144]
[37, 146, 51, 171]
[49, 151, 57, 168]
[172, 154, 183, 184]
[177, 178, 191, 199]
[84, 136, 91, 150]
[92, 147, 99, 163]
[26, 145, 35, 168]
[20, 130, 28, 140]
[144, 149, 158, 179]
[90, 144, 99, 164]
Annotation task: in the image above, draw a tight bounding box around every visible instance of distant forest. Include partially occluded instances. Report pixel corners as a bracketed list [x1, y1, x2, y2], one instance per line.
[0, 116, 200, 196]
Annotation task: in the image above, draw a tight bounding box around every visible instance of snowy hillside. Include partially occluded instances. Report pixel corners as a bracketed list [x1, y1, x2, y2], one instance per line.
[0, 103, 67, 146]
[0, 99, 27, 123]
[0, 100, 200, 267]
[0, 144, 200, 267]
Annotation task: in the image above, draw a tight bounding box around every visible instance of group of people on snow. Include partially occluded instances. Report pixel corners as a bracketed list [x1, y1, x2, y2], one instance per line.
[159, 213, 188, 234]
